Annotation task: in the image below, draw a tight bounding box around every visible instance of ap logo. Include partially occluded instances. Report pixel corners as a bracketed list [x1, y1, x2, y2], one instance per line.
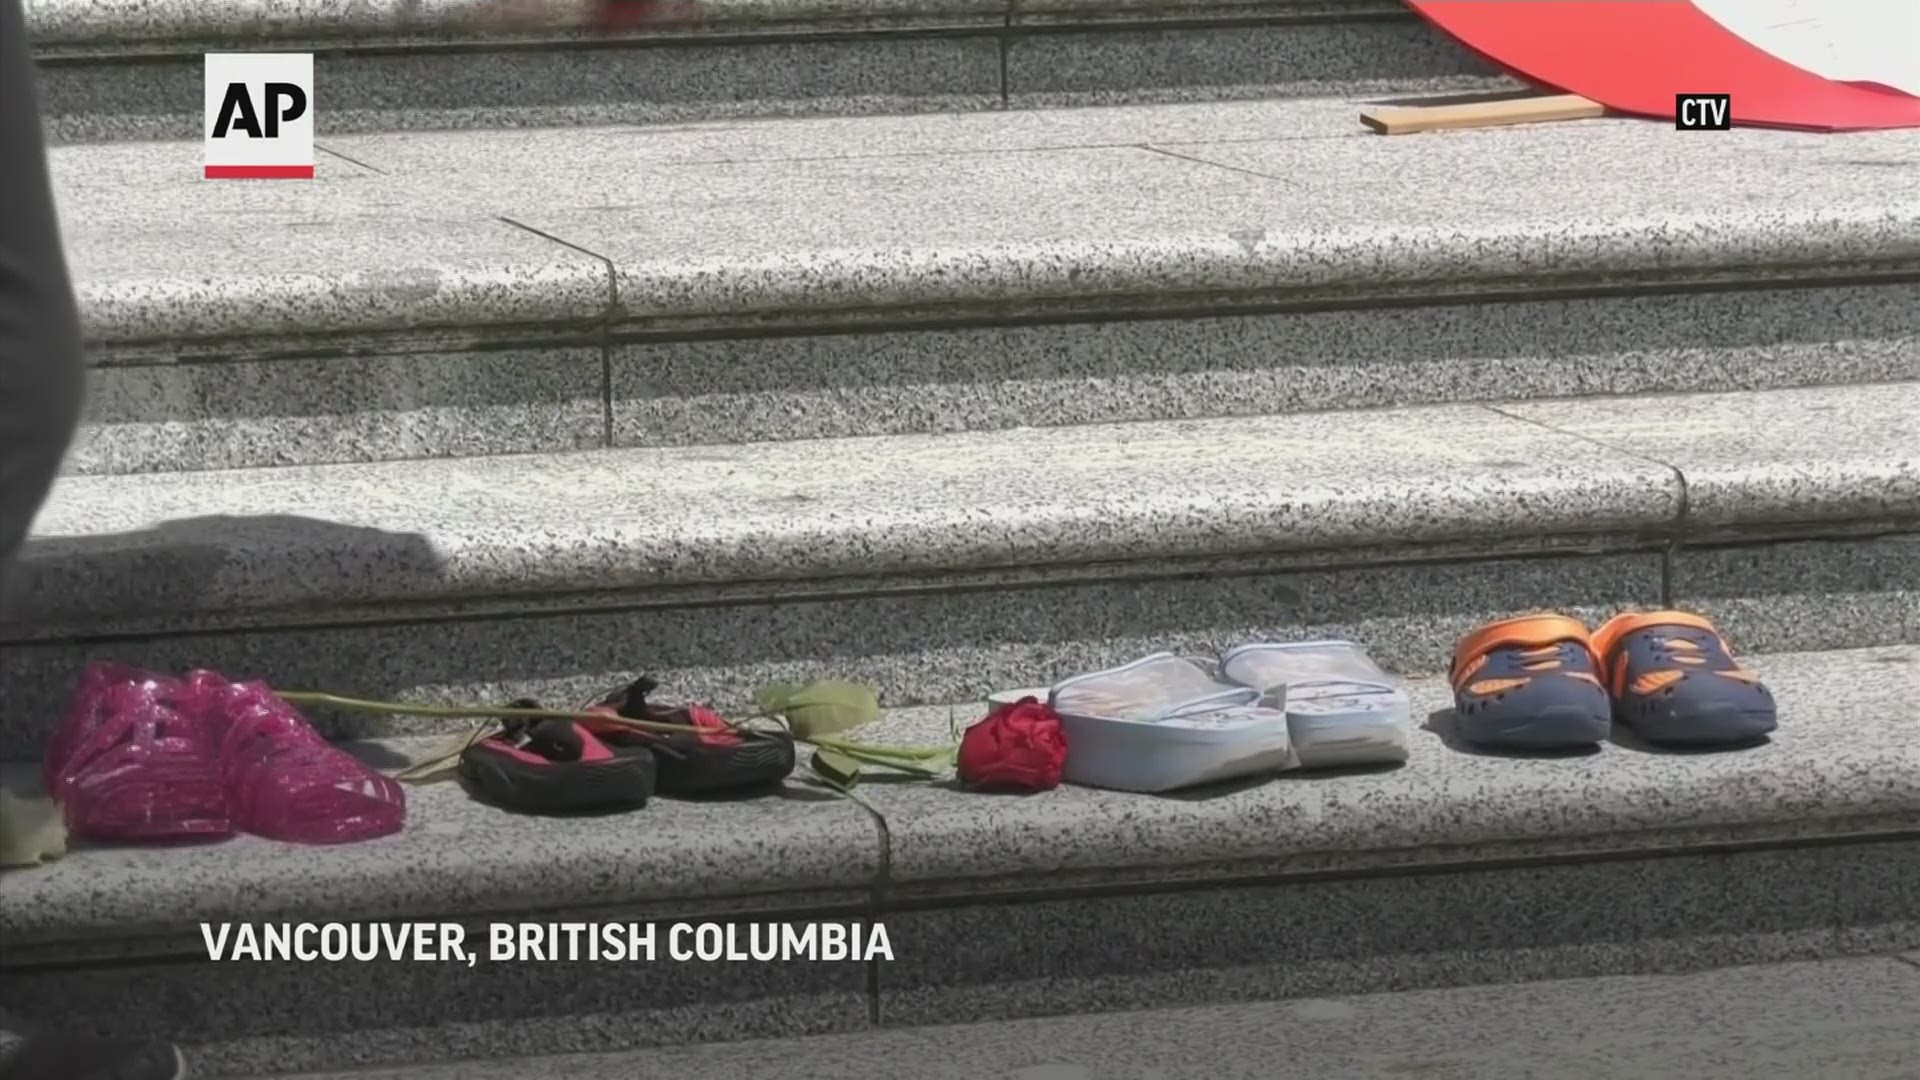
[203, 53, 315, 179]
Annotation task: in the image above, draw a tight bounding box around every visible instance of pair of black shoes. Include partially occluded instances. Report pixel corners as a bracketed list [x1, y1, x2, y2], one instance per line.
[456, 678, 795, 814]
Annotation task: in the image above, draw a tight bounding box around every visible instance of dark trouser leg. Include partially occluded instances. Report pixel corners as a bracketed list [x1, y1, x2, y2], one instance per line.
[0, 30, 180, 1080]
[0, 0, 85, 589]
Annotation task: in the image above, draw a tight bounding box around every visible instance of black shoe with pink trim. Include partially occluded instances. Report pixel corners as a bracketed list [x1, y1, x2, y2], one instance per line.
[583, 678, 796, 796]
[458, 711, 657, 814]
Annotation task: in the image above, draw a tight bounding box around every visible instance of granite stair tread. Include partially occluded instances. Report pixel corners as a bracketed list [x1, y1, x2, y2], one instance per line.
[14, 381, 1919, 635]
[246, 954, 1920, 1080]
[29, 0, 1418, 48]
[28, 0, 1012, 47]
[39, 1, 1503, 143]
[17, 396, 1674, 630]
[4, 643, 1915, 960]
[52, 97, 1920, 343]
[845, 643, 1920, 896]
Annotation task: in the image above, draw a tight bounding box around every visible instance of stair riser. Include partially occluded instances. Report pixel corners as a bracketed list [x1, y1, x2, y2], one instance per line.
[603, 282, 1920, 454]
[9, 837, 1915, 1077]
[68, 334, 607, 477]
[875, 838, 1920, 1033]
[37, 18, 1497, 144]
[6, 908, 873, 1079]
[6, 535, 1915, 757]
[68, 281, 1920, 476]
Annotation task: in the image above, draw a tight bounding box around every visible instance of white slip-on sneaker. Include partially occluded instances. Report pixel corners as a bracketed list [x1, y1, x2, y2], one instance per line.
[1219, 641, 1412, 768]
[1048, 652, 1295, 793]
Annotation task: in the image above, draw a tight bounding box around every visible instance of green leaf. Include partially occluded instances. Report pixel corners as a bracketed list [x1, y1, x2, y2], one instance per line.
[825, 744, 942, 777]
[812, 736, 955, 762]
[779, 681, 881, 739]
[810, 748, 862, 790]
[753, 682, 807, 716]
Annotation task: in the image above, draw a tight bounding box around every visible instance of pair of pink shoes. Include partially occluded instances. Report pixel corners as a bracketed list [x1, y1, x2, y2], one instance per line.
[43, 663, 405, 846]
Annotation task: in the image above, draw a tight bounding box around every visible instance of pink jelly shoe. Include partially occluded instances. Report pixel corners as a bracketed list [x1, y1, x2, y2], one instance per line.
[48, 663, 234, 842]
[44, 661, 129, 793]
[208, 676, 406, 845]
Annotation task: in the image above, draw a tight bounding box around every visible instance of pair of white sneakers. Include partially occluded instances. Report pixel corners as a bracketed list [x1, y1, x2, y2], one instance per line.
[993, 642, 1411, 794]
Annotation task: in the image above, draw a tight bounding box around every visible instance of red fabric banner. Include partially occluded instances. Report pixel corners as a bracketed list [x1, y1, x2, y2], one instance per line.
[1408, 0, 1920, 131]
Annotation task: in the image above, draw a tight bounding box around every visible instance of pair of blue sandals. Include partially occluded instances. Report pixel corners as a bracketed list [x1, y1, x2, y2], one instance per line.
[1450, 610, 1779, 750]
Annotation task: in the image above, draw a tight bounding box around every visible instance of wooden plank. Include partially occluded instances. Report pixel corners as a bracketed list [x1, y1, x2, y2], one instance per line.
[1360, 94, 1606, 135]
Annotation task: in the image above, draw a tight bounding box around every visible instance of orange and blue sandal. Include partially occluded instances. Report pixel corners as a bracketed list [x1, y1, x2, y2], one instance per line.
[1591, 611, 1777, 747]
[1450, 614, 1612, 749]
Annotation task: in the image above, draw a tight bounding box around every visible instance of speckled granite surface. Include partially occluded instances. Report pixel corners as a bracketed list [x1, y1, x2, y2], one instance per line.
[50, 142, 609, 343]
[6, 402, 1681, 628]
[1673, 536, 1920, 656]
[34, 3, 1486, 142]
[225, 956, 1920, 1080]
[871, 838, 1920, 1029]
[4, 645, 1912, 952]
[609, 282, 1920, 449]
[9, 926, 873, 1075]
[1001, 18, 1501, 109]
[849, 645, 1920, 892]
[47, 98, 1919, 471]
[0, 548, 1664, 753]
[322, 93, 1358, 165]
[54, 101, 1920, 343]
[18, 380, 1920, 632]
[41, 34, 1009, 143]
[71, 275, 1920, 475]
[68, 340, 608, 475]
[1015, 0, 1404, 20]
[24, 0, 1011, 45]
[25, 0, 1424, 44]
[7, 664, 1912, 1068]
[324, 116, 1920, 325]
[0, 753, 880, 949]
[4, 648, 1913, 1073]
[1504, 382, 1920, 531]
[28, 0, 473, 43]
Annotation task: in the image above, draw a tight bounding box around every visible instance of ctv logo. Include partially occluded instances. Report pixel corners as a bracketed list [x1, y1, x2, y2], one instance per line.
[1675, 93, 1733, 130]
[204, 53, 314, 180]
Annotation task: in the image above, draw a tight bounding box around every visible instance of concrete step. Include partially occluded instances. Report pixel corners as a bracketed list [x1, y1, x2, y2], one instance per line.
[52, 97, 1920, 475]
[246, 955, 1920, 1080]
[32, 0, 1503, 143]
[6, 380, 1917, 755]
[5, 644, 1916, 1076]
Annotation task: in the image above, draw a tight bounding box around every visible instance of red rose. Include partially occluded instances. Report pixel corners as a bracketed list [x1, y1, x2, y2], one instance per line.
[956, 698, 1068, 792]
